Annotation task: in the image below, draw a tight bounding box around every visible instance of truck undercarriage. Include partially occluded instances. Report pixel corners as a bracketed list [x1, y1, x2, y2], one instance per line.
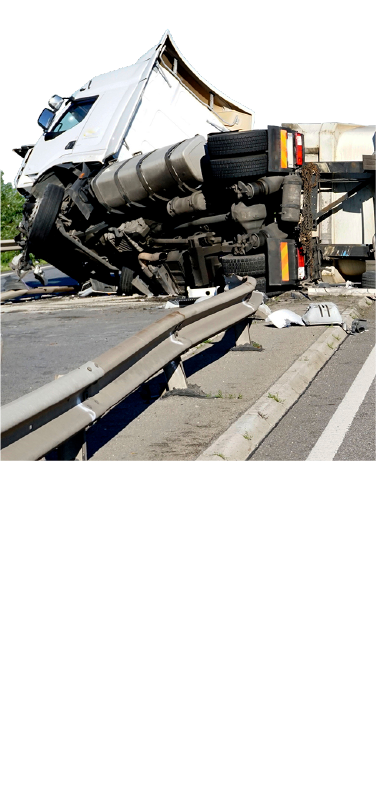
[14, 126, 317, 296]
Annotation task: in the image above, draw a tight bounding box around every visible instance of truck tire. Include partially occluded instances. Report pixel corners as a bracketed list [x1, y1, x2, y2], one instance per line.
[255, 276, 267, 293]
[361, 269, 376, 288]
[210, 153, 268, 181]
[118, 266, 135, 295]
[220, 253, 266, 276]
[207, 129, 268, 159]
[28, 184, 64, 254]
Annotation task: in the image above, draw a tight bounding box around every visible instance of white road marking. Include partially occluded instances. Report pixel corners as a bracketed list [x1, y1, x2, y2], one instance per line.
[306, 345, 376, 461]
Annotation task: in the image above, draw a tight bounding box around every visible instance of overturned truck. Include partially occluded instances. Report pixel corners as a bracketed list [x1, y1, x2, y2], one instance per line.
[13, 32, 347, 296]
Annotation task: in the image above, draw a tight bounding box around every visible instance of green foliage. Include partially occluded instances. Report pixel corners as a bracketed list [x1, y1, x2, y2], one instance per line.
[267, 392, 284, 403]
[1, 171, 24, 269]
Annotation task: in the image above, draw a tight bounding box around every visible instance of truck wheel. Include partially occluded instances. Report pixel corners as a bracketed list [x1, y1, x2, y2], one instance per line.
[210, 153, 268, 181]
[220, 253, 266, 276]
[28, 184, 64, 254]
[255, 276, 267, 293]
[118, 266, 135, 295]
[207, 129, 268, 159]
[361, 269, 376, 289]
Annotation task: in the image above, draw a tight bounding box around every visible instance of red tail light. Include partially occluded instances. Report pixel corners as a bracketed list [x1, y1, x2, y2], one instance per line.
[298, 247, 305, 279]
[295, 133, 303, 165]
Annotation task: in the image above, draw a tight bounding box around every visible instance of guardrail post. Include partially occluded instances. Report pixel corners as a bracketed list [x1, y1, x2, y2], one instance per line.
[56, 430, 87, 461]
[234, 318, 252, 345]
[164, 359, 187, 390]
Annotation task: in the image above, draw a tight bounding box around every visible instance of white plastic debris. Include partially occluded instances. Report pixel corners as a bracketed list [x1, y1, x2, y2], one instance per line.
[187, 286, 218, 298]
[164, 300, 180, 308]
[257, 302, 272, 318]
[265, 309, 305, 328]
[302, 302, 343, 326]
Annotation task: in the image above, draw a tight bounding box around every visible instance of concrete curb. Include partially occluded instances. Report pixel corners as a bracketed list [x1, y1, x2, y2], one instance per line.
[196, 298, 373, 461]
[307, 287, 376, 299]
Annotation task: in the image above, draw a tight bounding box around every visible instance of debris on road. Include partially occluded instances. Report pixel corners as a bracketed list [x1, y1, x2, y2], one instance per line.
[302, 302, 343, 326]
[351, 319, 367, 333]
[265, 309, 306, 328]
[256, 303, 272, 318]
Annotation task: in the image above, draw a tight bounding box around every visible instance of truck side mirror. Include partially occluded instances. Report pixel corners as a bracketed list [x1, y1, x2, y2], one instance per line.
[37, 108, 54, 131]
[48, 95, 64, 110]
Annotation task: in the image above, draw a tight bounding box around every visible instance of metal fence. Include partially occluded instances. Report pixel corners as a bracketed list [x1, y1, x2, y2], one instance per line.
[1, 240, 21, 252]
[1, 278, 263, 461]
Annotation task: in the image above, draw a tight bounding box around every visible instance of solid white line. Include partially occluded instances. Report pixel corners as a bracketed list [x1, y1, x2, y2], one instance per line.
[306, 345, 376, 461]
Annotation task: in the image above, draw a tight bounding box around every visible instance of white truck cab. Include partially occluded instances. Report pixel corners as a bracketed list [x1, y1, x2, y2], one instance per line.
[15, 31, 254, 194]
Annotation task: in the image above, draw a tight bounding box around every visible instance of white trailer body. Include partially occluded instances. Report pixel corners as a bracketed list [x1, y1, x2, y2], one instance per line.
[282, 122, 375, 277]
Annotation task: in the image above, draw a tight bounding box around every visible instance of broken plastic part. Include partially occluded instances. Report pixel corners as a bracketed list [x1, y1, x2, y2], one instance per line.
[265, 309, 305, 328]
[302, 303, 343, 326]
[351, 319, 367, 333]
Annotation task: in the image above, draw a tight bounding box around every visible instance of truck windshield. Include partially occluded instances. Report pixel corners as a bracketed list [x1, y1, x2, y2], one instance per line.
[47, 97, 98, 139]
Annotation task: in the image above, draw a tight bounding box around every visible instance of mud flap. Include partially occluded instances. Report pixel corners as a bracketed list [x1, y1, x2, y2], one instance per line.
[266, 238, 298, 287]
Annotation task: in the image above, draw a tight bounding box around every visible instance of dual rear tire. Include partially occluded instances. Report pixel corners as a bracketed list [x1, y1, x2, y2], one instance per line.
[207, 129, 268, 181]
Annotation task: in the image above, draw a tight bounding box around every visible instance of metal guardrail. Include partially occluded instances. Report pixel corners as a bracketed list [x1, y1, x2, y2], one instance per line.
[1, 278, 263, 461]
[1, 240, 21, 252]
[1, 285, 76, 303]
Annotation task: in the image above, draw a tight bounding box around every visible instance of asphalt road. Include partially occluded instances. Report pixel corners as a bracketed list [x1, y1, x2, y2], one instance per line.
[1, 303, 167, 404]
[1, 294, 327, 462]
[2, 291, 374, 461]
[249, 306, 375, 462]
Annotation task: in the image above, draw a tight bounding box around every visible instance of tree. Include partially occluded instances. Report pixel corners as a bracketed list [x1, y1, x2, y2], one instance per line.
[1, 171, 25, 268]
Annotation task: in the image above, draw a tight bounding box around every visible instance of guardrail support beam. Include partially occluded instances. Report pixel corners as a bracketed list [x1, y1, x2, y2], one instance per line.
[56, 430, 87, 461]
[234, 318, 252, 346]
[164, 359, 187, 390]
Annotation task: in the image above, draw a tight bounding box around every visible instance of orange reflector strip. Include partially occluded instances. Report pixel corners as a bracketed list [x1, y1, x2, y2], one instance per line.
[280, 129, 288, 169]
[280, 241, 289, 281]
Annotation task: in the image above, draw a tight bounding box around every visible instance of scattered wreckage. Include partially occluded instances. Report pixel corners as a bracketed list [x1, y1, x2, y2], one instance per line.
[12, 32, 375, 300]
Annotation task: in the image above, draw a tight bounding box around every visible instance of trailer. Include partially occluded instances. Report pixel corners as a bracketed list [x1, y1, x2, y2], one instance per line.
[11, 33, 374, 297]
[283, 122, 375, 287]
